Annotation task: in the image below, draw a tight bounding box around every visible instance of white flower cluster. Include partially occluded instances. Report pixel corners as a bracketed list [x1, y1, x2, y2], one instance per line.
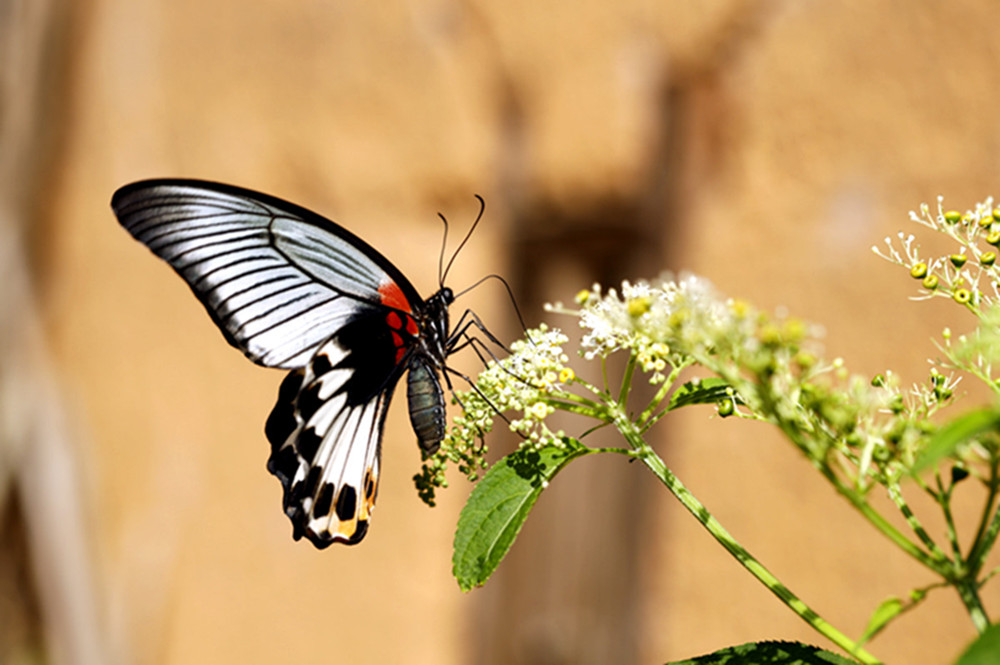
[562, 275, 739, 382]
[447, 325, 574, 453]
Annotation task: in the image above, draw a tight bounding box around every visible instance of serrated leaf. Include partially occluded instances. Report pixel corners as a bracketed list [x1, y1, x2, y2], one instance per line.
[955, 623, 1000, 665]
[667, 640, 860, 665]
[913, 408, 1000, 473]
[668, 378, 735, 411]
[452, 441, 587, 591]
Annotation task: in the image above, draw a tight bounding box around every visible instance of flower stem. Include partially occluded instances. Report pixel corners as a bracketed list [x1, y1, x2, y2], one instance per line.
[618, 418, 881, 664]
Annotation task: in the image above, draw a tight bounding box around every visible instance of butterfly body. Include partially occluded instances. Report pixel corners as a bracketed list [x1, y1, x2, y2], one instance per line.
[112, 179, 456, 547]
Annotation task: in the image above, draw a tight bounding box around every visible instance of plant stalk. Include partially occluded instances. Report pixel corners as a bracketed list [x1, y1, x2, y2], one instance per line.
[619, 418, 881, 664]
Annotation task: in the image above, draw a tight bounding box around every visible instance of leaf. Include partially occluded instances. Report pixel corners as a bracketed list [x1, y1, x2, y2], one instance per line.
[912, 408, 1000, 473]
[858, 596, 904, 644]
[452, 440, 587, 591]
[666, 640, 860, 665]
[955, 623, 1000, 665]
[668, 378, 736, 411]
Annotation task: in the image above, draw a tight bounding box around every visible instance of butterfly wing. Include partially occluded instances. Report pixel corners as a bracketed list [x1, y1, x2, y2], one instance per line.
[112, 179, 422, 368]
[112, 179, 426, 545]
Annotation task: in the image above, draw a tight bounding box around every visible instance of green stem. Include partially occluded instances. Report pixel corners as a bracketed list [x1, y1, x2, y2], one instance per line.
[618, 353, 637, 407]
[886, 484, 949, 564]
[616, 417, 881, 664]
[956, 579, 991, 634]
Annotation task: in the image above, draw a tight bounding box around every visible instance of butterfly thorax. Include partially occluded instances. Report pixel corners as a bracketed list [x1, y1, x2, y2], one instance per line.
[413, 287, 454, 367]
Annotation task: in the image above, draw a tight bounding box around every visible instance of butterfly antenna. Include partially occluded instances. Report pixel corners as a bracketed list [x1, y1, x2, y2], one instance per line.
[454, 272, 530, 338]
[437, 212, 450, 288]
[441, 195, 486, 286]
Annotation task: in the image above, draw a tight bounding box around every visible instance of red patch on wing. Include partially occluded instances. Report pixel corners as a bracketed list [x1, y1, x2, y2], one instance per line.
[378, 280, 411, 312]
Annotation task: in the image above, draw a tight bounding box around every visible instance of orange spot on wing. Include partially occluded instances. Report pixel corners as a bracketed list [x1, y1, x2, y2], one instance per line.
[405, 316, 419, 336]
[378, 280, 411, 312]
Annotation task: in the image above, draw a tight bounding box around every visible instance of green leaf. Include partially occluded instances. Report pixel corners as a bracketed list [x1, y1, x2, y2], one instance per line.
[913, 408, 1000, 473]
[667, 640, 859, 665]
[858, 596, 904, 644]
[955, 623, 1000, 665]
[452, 440, 588, 591]
[668, 378, 736, 411]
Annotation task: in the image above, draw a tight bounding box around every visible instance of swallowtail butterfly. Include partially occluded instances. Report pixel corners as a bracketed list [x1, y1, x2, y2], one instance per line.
[112, 179, 469, 547]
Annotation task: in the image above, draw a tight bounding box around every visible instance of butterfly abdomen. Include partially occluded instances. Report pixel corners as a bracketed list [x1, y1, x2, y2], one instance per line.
[406, 360, 445, 454]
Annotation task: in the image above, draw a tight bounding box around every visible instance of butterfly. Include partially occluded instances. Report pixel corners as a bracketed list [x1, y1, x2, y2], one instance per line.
[112, 179, 473, 547]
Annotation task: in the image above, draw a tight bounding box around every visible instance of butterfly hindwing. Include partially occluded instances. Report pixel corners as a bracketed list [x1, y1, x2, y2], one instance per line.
[264, 305, 420, 546]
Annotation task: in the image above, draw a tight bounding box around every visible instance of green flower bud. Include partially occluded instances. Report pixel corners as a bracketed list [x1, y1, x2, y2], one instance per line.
[717, 400, 734, 418]
[951, 466, 970, 483]
[910, 262, 928, 278]
[950, 254, 968, 268]
[988, 231, 1000, 246]
[922, 274, 939, 290]
[982, 251, 996, 266]
[953, 288, 972, 304]
[944, 210, 962, 224]
[871, 374, 886, 387]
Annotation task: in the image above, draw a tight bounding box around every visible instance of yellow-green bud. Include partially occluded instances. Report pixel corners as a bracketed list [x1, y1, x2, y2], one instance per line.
[982, 252, 997, 266]
[988, 231, 1000, 246]
[922, 274, 939, 290]
[944, 210, 962, 224]
[953, 288, 972, 304]
[950, 254, 968, 268]
[717, 400, 734, 418]
[910, 263, 928, 278]
[627, 296, 651, 317]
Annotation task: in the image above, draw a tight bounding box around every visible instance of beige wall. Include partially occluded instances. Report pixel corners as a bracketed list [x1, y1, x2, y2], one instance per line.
[7, 1, 1000, 663]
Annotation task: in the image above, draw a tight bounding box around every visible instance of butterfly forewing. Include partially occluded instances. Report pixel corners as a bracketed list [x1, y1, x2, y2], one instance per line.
[112, 180, 422, 368]
[112, 179, 446, 546]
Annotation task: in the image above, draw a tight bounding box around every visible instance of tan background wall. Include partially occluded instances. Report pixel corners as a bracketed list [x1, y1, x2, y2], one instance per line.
[4, 1, 1000, 664]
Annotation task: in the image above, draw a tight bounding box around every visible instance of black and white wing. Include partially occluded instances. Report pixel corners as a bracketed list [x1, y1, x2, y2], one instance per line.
[112, 179, 423, 368]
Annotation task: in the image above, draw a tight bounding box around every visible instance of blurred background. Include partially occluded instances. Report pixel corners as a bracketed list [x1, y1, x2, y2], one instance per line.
[3, 0, 1000, 663]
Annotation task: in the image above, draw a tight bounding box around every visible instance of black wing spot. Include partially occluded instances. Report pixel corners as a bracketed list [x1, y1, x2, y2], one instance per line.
[297, 427, 322, 465]
[291, 465, 322, 508]
[265, 370, 303, 446]
[297, 383, 324, 423]
[312, 351, 333, 376]
[335, 485, 358, 521]
[267, 445, 298, 484]
[347, 520, 368, 544]
[314, 483, 335, 518]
